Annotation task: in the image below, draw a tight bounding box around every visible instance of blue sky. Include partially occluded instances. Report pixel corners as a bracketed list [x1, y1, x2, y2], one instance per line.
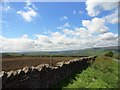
[0, 0, 119, 52]
[2, 2, 89, 37]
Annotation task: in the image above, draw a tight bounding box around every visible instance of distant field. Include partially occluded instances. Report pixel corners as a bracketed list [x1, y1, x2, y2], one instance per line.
[1, 56, 81, 71]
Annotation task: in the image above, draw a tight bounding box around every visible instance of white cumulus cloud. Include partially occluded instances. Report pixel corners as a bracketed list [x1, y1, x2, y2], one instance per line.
[103, 10, 118, 24]
[17, 9, 37, 22]
[86, 0, 118, 17]
[1, 35, 34, 52]
[17, 0, 38, 22]
[0, 29, 118, 52]
[99, 32, 118, 40]
[82, 17, 108, 34]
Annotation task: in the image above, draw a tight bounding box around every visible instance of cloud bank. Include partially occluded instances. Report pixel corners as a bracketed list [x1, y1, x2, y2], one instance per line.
[1, 18, 118, 52]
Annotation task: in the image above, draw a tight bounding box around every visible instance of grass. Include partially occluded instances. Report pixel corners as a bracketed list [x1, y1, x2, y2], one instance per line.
[61, 56, 119, 88]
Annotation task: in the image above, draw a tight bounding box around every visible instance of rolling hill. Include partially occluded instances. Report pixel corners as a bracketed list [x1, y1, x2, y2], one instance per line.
[1, 46, 120, 58]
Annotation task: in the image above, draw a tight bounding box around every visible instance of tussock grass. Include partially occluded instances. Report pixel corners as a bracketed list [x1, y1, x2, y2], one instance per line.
[62, 56, 119, 88]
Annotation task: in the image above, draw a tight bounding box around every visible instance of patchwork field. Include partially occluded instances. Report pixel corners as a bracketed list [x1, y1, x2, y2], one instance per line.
[1, 56, 81, 71]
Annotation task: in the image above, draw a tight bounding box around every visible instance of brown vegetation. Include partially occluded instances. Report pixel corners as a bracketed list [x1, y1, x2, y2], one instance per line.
[1, 56, 82, 71]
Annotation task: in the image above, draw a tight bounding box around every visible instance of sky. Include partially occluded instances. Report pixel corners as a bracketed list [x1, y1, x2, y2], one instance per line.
[0, 0, 119, 52]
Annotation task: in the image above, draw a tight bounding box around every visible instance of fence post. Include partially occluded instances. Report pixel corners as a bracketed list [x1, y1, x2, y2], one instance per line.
[50, 55, 53, 66]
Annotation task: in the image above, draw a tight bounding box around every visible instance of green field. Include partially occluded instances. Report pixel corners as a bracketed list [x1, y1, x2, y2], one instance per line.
[56, 56, 119, 88]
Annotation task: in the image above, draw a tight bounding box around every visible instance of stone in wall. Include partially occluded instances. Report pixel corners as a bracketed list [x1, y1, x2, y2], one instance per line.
[1, 56, 97, 88]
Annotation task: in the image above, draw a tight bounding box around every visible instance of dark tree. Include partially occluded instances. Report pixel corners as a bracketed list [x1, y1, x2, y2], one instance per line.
[22, 54, 25, 57]
[105, 51, 113, 57]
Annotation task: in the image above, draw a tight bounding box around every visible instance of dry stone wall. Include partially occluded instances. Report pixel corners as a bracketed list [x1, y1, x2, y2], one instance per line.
[0, 56, 97, 88]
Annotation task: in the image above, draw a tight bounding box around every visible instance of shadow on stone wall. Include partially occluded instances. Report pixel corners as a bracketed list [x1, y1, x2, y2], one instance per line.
[53, 63, 90, 89]
[1, 56, 97, 89]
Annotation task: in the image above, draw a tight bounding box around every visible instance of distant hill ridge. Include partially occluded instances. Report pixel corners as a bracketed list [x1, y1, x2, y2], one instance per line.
[1, 46, 120, 58]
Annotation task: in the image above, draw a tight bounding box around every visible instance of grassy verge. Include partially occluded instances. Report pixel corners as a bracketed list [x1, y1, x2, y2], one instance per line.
[61, 56, 119, 88]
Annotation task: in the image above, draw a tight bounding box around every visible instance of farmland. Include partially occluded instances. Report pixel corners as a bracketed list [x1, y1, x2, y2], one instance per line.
[1, 46, 119, 72]
[1, 46, 119, 88]
[1, 56, 82, 71]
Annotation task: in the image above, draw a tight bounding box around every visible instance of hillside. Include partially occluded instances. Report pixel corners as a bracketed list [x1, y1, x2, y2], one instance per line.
[2, 46, 120, 58]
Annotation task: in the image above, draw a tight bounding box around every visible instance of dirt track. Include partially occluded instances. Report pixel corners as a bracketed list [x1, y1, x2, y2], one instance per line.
[1, 56, 80, 71]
